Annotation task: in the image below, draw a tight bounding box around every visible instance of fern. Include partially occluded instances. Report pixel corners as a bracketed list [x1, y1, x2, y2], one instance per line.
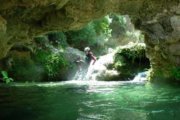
[1, 71, 13, 83]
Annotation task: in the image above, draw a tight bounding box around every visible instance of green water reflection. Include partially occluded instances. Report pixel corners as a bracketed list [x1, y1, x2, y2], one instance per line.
[0, 81, 180, 120]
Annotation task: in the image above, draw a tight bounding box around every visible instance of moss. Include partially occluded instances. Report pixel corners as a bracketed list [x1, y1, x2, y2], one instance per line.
[113, 44, 150, 80]
[149, 65, 180, 83]
[45, 53, 69, 80]
[171, 67, 180, 81]
[0, 0, 178, 84]
[47, 32, 68, 47]
[9, 57, 44, 82]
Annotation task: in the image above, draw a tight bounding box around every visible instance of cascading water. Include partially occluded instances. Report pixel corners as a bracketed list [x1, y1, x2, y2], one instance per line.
[132, 71, 148, 82]
[73, 44, 148, 82]
[85, 50, 118, 80]
[73, 48, 119, 80]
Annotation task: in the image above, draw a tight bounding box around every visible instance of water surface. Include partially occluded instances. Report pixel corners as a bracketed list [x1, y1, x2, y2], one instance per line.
[0, 81, 180, 120]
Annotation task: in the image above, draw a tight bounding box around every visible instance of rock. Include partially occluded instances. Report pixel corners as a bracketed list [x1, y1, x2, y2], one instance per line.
[0, 16, 6, 33]
[113, 43, 150, 80]
[64, 47, 85, 62]
[0, 0, 178, 58]
[0, 0, 179, 82]
[88, 43, 150, 81]
[169, 56, 180, 65]
[169, 43, 180, 56]
[171, 16, 180, 39]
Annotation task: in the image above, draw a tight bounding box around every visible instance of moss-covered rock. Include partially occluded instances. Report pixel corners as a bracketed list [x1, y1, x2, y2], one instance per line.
[89, 43, 150, 81]
[0, 0, 179, 82]
[0, 0, 178, 58]
[113, 43, 150, 80]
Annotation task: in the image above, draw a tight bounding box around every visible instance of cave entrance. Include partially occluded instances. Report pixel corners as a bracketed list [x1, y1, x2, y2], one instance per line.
[63, 14, 151, 81]
[2, 14, 150, 82]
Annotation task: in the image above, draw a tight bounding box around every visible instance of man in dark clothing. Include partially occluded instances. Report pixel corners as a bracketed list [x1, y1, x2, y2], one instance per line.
[84, 47, 96, 65]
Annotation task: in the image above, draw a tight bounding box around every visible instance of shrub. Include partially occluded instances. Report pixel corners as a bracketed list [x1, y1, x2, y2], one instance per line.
[171, 67, 180, 81]
[1, 71, 13, 83]
[47, 32, 68, 47]
[65, 16, 112, 51]
[45, 53, 69, 79]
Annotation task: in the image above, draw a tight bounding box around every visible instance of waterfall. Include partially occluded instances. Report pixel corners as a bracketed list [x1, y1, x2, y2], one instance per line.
[73, 48, 119, 80]
[132, 71, 148, 82]
[85, 51, 116, 80]
[73, 45, 148, 82]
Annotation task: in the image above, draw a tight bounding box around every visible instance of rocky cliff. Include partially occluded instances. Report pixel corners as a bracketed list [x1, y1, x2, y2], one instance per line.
[0, 0, 179, 81]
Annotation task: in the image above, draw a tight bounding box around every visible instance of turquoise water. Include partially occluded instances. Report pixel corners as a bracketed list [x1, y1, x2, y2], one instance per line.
[0, 81, 180, 120]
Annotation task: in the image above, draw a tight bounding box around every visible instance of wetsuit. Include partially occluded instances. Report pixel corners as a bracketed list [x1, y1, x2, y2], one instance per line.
[85, 52, 93, 65]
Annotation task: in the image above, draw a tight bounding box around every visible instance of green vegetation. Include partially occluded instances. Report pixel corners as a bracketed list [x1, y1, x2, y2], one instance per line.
[65, 16, 112, 53]
[148, 66, 180, 83]
[47, 32, 68, 47]
[113, 44, 150, 80]
[171, 67, 180, 81]
[33, 48, 70, 81]
[0, 15, 148, 82]
[116, 44, 146, 64]
[110, 14, 126, 34]
[45, 53, 69, 79]
[9, 57, 43, 82]
[1, 71, 13, 83]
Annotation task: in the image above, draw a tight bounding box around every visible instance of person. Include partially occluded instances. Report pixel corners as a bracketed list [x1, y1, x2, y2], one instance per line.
[84, 47, 96, 65]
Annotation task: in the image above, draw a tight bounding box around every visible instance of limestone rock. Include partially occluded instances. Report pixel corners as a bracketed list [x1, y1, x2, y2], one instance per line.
[169, 43, 180, 56]
[0, 0, 179, 81]
[0, 16, 6, 33]
[171, 16, 180, 39]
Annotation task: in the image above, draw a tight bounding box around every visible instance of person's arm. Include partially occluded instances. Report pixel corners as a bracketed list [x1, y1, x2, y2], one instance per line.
[90, 52, 96, 65]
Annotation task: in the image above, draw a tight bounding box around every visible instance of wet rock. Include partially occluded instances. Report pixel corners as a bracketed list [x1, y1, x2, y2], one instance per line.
[169, 44, 180, 56]
[0, 0, 179, 82]
[112, 43, 150, 80]
[171, 16, 180, 39]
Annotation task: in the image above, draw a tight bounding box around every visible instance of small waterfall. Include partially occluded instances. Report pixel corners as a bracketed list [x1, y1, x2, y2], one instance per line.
[73, 48, 119, 80]
[73, 70, 86, 80]
[132, 71, 148, 82]
[73, 45, 148, 82]
[85, 51, 117, 80]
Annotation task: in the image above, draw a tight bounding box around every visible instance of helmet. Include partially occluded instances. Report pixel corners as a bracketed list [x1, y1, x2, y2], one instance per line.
[84, 47, 90, 52]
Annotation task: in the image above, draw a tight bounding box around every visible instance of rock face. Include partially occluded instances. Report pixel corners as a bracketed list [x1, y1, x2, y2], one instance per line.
[0, 0, 179, 81]
[112, 43, 150, 80]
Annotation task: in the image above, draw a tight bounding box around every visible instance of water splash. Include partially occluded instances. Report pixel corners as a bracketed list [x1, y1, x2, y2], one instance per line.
[73, 48, 119, 81]
[132, 71, 148, 82]
[73, 44, 148, 82]
[85, 51, 118, 80]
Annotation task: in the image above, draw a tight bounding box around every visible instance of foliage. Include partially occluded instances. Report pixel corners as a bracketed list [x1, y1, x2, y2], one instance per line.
[65, 16, 112, 51]
[147, 67, 180, 82]
[34, 49, 50, 64]
[45, 53, 69, 79]
[46, 32, 68, 47]
[34, 36, 48, 44]
[33, 32, 71, 81]
[1, 71, 13, 83]
[171, 67, 180, 80]
[109, 14, 127, 37]
[109, 14, 143, 46]
[116, 44, 147, 64]
[9, 57, 44, 82]
[65, 23, 97, 47]
[33, 47, 70, 80]
[112, 44, 150, 80]
[114, 55, 126, 69]
[93, 16, 112, 37]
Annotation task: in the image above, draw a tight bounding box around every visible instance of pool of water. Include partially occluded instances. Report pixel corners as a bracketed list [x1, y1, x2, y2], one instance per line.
[0, 80, 180, 120]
